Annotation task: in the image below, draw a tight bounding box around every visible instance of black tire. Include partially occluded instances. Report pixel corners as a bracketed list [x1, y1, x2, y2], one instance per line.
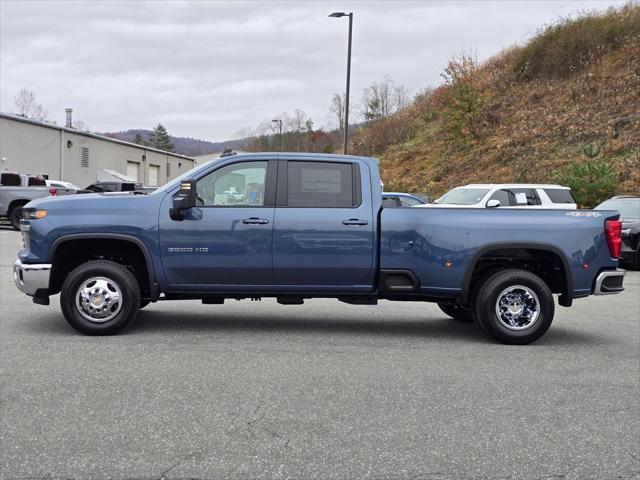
[140, 299, 151, 309]
[9, 204, 26, 230]
[60, 260, 141, 335]
[438, 303, 473, 322]
[632, 247, 640, 271]
[472, 269, 554, 345]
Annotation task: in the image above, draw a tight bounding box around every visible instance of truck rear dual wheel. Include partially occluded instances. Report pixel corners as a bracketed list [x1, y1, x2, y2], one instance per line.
[60, 260, 141, 335]
[472, 269, 554, 345]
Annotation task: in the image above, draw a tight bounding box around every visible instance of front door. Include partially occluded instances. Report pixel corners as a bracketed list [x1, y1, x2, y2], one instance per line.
[159, 160, 275, 288]
[272, 159, 375, 290]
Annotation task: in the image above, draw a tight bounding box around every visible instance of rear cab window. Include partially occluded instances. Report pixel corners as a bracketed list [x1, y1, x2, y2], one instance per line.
[543, 188, 576, 204]
[27, 176, 46, 187]
[284, 161, 360, 208]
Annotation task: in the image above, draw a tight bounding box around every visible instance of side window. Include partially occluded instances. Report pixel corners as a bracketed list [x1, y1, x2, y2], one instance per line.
[489, 189, 511, 207]
[510, 188, 540, 206]
[28, 176, 46, 186]
[382, 196, 401, 208]
[287, 161, 355, 208]
[0, 173, 21, 186]
[544, 189, 576, 204]
[196, 161, 267, 207]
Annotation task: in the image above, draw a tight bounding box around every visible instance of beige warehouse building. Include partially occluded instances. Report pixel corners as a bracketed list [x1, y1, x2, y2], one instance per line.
[0, 112, 195, 188]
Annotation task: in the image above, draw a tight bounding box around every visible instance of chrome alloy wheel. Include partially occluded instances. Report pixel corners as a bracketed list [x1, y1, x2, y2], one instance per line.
[494, 285, 540, 331]
[75, 276, 123, 323]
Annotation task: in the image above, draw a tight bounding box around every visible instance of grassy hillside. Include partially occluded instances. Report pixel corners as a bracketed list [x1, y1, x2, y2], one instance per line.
[351, 4, 640, 204]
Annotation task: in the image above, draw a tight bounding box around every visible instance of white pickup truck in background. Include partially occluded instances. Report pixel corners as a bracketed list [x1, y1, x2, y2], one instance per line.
[0, 172, 74, 229]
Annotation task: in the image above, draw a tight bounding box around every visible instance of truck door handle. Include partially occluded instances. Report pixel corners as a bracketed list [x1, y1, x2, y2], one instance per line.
[242, 217, 269, 225]
[342, 218, 368, 226]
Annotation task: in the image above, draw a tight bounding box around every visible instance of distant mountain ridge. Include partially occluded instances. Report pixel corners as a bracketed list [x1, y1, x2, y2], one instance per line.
[102, 129, 251, 157]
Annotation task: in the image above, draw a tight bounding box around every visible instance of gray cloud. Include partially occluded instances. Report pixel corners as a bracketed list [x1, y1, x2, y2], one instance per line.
[0, 0, 624, 140]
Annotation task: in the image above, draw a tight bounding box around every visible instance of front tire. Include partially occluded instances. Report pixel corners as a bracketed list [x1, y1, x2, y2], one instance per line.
[632, 246, 640, 271]
[472, 269, 554, 345]
[60, 260, 141, 335]
[438, 303, 473, 322]
[9, 204, 25, 230]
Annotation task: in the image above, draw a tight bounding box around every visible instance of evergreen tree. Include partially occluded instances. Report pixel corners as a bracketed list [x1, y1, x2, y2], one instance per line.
[133, 132, 147, 146]
[148, 123, 175, 152]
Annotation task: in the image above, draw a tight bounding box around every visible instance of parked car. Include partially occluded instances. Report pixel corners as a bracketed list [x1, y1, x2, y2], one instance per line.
[595, 196, 640, 269]
[382, 192, 428, 207]
[417, 184, 578, 209]
[14, 153, 625, 344]
[1, 172, 55, 230]
[82, 181, 141, 193]
[46, 180, 82, 193]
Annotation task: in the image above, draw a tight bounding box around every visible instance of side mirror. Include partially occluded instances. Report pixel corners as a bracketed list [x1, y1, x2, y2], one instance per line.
[486, 199, 501, 208]
[170, 178, 197, 220]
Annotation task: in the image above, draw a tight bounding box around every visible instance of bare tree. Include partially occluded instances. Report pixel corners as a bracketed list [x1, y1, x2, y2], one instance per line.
[361, 74, 410, 122]
[13, 88, 48, 121]
[329, 93, 346, 132]
[394, 84, 410, 110]
[72, 120, 90, 132]
[362, 74, 394, 121]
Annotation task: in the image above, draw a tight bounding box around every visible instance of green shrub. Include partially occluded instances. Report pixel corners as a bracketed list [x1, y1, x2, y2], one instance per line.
[555, 160, 617, 208]
[440, 54, 488, 144]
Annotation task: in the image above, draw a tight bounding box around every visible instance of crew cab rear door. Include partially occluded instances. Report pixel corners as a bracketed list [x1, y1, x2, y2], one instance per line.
[272, 158, 375, 291]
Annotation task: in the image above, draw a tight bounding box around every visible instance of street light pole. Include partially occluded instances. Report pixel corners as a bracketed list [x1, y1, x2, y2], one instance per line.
[271, 119, 283, 151]
[329, 11, 353, 155]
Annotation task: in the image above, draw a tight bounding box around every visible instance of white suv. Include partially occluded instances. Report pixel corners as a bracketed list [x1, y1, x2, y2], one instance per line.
[416, 184, 578, 209]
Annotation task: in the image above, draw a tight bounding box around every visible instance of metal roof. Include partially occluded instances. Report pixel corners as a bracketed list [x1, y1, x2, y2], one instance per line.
[0, 112, 194, 161]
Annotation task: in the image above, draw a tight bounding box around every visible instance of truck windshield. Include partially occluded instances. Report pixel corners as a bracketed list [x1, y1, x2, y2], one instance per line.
[436, 188, 490, 205]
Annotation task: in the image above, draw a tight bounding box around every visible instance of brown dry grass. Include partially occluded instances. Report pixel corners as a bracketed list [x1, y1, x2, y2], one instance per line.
[351, 5, 640, 197]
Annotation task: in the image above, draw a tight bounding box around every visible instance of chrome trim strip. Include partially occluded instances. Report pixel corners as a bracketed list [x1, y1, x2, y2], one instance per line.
[593, 269, 625, 295]
[13, 259, 51, 297]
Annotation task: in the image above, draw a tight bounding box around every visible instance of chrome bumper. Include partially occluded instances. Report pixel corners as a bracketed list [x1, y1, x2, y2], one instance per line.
[593, 269, 625, 295]
[13, 259, 51, 296]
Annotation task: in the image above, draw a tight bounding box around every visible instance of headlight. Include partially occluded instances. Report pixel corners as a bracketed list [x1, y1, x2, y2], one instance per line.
[23, 209, 47, 220]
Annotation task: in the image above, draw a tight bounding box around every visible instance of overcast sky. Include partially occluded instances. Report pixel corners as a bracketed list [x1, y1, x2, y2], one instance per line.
[0, 0, 625, 141]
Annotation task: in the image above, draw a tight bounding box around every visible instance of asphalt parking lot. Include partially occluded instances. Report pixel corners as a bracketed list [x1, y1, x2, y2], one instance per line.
[0, 227, 638, 480]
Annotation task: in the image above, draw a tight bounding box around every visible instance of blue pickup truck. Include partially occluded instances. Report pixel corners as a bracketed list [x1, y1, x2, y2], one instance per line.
[13, 153, 625, 344]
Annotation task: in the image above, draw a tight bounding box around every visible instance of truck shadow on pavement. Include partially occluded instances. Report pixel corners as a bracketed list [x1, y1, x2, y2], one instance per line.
[130, 310, 491, 342]
[130, 311, 609, 346]
[18, 309, 606, 346]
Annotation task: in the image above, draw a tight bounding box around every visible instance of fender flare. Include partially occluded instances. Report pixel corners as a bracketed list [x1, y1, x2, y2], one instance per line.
[49, 233, 159, 300]
[460, 242, 574, 306]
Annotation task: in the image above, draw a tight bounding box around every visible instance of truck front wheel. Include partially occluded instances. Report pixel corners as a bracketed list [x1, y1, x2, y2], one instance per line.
[60, 260, 141, 335]
[472, 269, 554, 345]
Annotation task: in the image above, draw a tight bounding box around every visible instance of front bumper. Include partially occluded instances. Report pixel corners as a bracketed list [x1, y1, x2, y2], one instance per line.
[593, 268, 625, 295]
[13, 259, 51, 296]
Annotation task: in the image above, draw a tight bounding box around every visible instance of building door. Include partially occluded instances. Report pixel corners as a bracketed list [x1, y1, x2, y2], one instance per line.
[148, 165, 159, 186]
[126, 161, 139, 181]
